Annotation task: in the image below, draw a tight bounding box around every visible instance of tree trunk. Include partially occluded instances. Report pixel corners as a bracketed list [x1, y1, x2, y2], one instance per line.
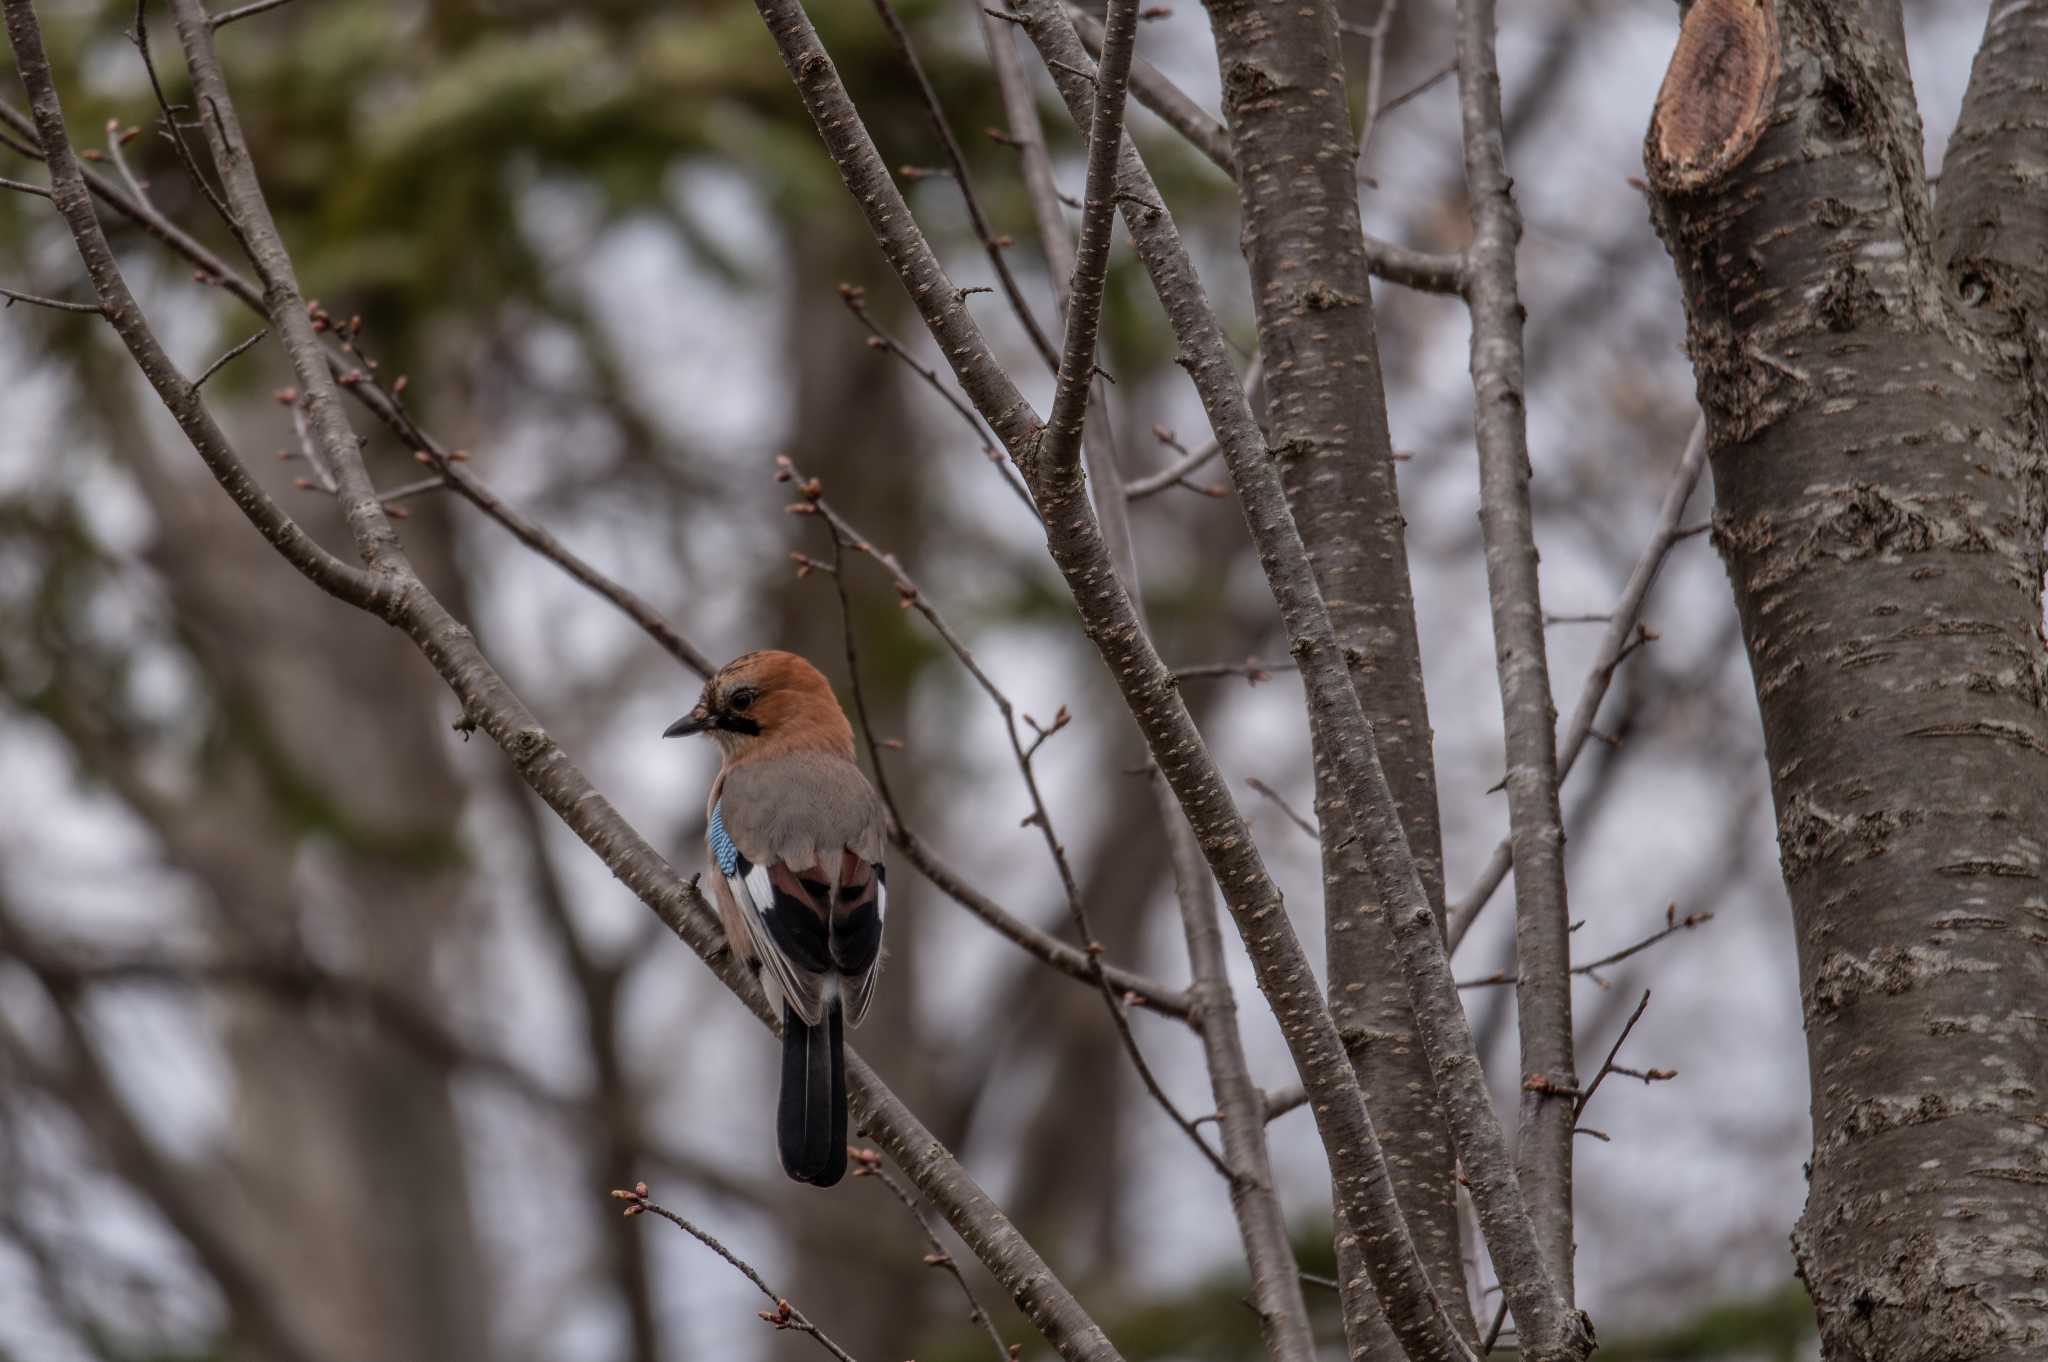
[1646, 3, 2048, 1358]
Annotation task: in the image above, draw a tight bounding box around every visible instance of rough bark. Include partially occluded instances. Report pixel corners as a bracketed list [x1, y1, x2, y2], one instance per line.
[1197, 0, 1470, 1352]
[1646, 2, 2048, 1358]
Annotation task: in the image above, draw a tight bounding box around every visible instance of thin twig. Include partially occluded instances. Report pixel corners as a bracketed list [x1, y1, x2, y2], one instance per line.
[611, 1185, 860, 1362]
[1480, 1299, 1511, 1357]
[377, 474, 447, 506]
[1171, 656, 1291, 685]
[102, 117, 149, 204]
[1570, 990, 1668, 1135]
[129, 0, 243, 244]
[1246, 778, 1319, 841]
[1456, 907, 1714, 988]
[0, 118, 40, 159]
[1377, 58, 1456, 123]
[1124, 355, 1263, 499]
[0, 284, 102, 312]
[854, 1155, 1010, 1362]
[894, 825, 1191, 1017]
[867, 0, 1059, 372]
[208, 0, 304, 27]
[1352, 0, 1399, 168]
[190, 325, 266, 388]
[837, 284, 1038, 517]
[286, 396, 337, 493]
[1447, 417, 1709, 949]
[0, 172, 51, 197]
[1572, 906, 1712, 985]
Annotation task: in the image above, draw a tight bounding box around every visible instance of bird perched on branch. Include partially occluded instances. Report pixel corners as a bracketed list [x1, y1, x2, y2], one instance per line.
[664, 651, 887, 1187]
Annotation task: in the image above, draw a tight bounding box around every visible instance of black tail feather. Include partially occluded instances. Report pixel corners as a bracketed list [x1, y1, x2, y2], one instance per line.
[778, 1001, 847, 1186]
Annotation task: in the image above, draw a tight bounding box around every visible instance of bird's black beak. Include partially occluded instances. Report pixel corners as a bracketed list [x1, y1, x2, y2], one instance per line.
[663, 709, 709, 739]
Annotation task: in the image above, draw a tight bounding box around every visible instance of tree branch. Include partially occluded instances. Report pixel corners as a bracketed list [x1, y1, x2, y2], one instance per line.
[893, 826, 1192, 1018]
[1446, 417, 1708, 949]
[1934, 0, 2048, 324]
[855, 1156, 1012, 1362]
[1455, 0, 1579, 1299]
[0, 283, 103, 311]
[611, 1184, 859, 1362]
[1037, 0, 1137, 478]
[867, 0, 1060, 372]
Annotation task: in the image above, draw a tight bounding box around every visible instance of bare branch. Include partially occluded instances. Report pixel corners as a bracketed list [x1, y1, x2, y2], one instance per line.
[207, 0, 306, 29]
[1351, 0, 1399, 167]
[1378, 58, 1457, 123]
[1262, 1084, 1307, 1123]
[1246, 777, 1319, 841]
[1038, 0, 1138, 476]
[1457, 907, 1715, 988]
[190, 324, 266, 388]
[129, 0, 243, 246]
[1066, 3, 1234, 175]
[0, 919, 340, 1362]
[1570, 991, 1660, 1132]
[611, 1184, 859, 1362]
[837, 283, 1038, 516]
[3, 5, 375, 604]
[1124, 355, 1262, 500]
[977, 15, 1313, 1342]
[752, 0, 1041, 455]
[867, 0, 1060, 371]
[854, 1155, 1011, 1362]
[1456, 0, 1579, 1296]
[1170, 656, 1291, 685]
[1447, 417, 1709, 949]
[0, 283, 102, 312]
[895, 826, 1192, 1017]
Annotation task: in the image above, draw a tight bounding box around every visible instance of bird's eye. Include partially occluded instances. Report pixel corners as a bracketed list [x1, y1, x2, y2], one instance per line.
[729, 686, 758, 712]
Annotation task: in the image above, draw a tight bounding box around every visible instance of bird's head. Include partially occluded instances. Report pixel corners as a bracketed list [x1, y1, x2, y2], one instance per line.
[663, 650, 854, 760]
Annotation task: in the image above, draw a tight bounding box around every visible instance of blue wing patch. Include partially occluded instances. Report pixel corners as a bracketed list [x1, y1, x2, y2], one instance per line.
[708, 801, 741, 877]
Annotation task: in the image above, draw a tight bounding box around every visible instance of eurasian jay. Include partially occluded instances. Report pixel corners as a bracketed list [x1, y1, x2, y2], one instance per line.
[663, 650, 887, 1187]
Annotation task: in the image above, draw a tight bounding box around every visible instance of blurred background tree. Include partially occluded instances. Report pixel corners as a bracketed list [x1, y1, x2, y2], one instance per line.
[4, 1, 2007, 1360]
